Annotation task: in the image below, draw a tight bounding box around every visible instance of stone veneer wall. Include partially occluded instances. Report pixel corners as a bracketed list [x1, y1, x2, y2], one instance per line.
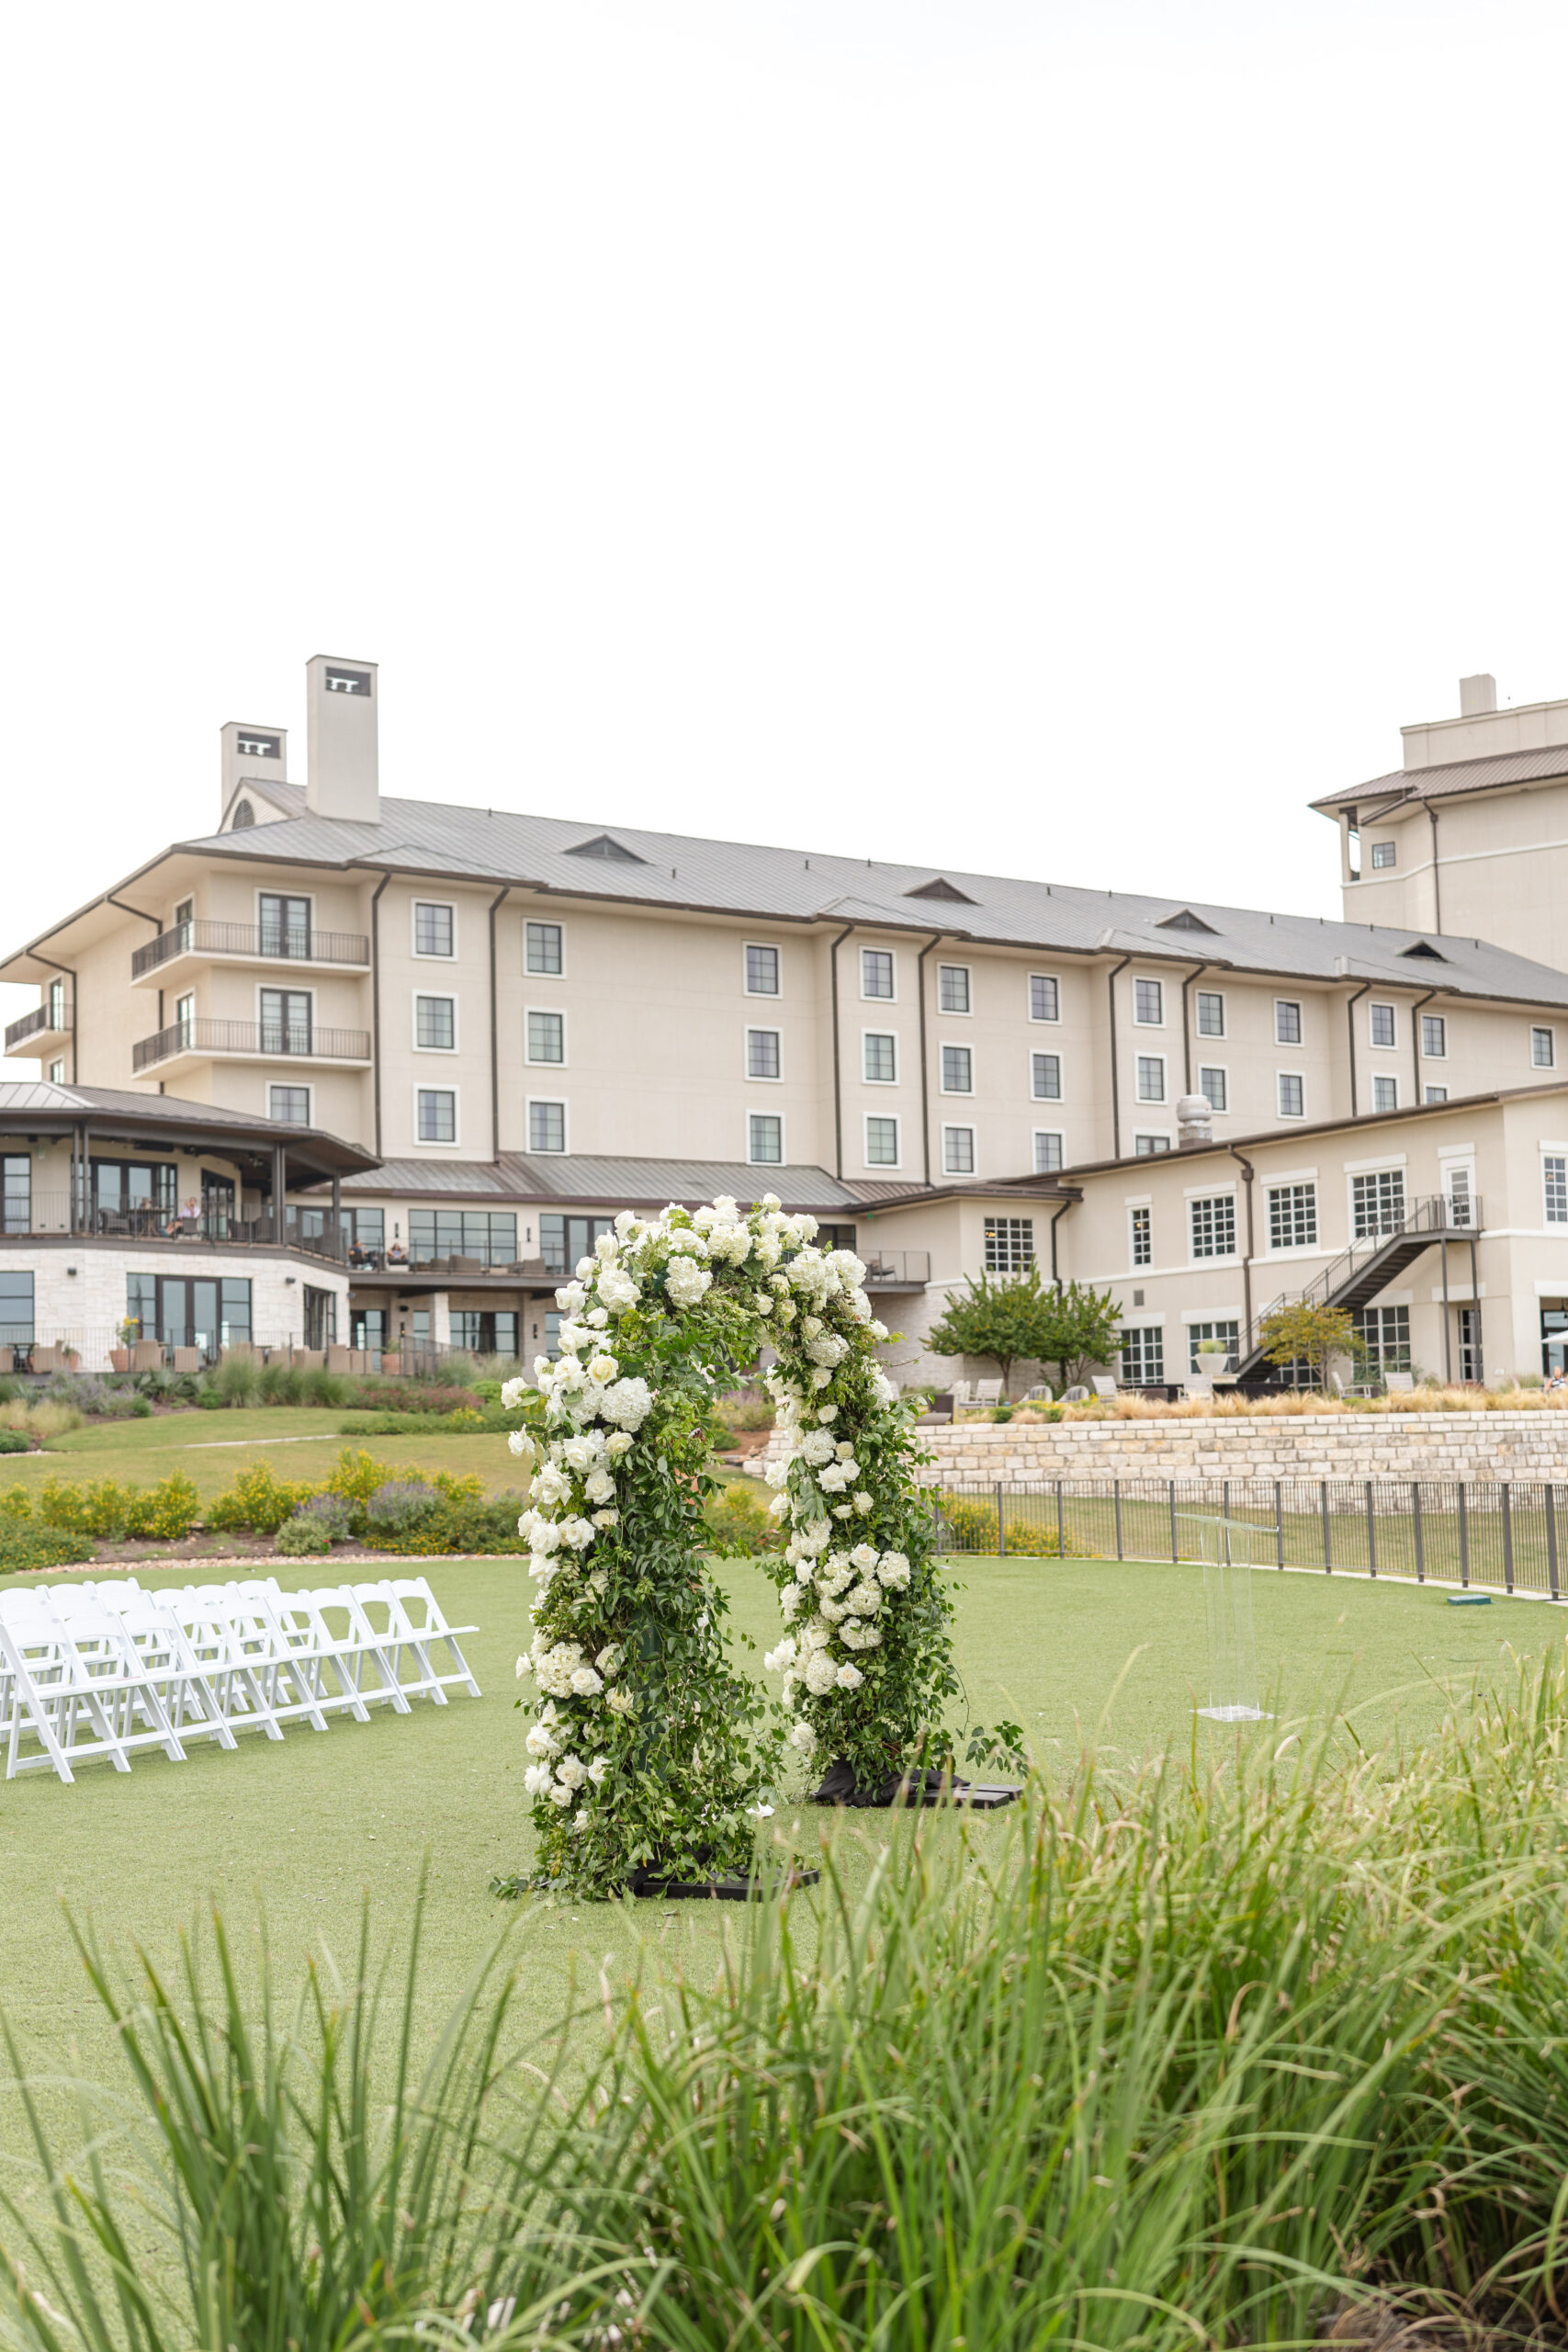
[763, 1412, 1568, 1486]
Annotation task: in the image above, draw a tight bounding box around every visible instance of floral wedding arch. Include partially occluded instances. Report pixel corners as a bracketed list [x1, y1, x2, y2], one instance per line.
[500, 1194, 958, 1898]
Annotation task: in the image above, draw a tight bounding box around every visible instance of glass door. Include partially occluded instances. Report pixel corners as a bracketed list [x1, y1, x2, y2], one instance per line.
[2, 1155, 30, 1235]
[260, 988, 312, 1054]
[260, 893, 312, 959]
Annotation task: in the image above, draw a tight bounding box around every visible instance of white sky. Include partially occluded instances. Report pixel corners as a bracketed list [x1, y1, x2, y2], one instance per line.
[5, 0, 1568, 1058]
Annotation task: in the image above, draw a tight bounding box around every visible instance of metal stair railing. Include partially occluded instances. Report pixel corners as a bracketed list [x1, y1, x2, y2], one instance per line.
[1237, 1192, 1481, 1374]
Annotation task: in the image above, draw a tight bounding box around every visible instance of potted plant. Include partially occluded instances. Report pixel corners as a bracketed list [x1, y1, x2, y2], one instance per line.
[109, 1317, 138, 1374]
[1195, 1338, 1231, 1377]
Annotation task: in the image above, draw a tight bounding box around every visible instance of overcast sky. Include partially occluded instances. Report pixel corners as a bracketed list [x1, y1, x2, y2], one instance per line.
[5, 0, 1568, 1058]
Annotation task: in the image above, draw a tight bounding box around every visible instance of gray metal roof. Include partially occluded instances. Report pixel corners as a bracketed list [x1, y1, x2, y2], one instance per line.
[0, 1082, 375, 1174]
[333, 1151, 872, 1211]
[1313, 741, 1568, 815]
[160, 796, 1568, 1009]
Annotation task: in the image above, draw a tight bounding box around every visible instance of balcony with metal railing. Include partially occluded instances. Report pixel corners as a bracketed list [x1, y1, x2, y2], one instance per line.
[131, 1018, 373, 1072]
[1235, 1192, 1483, 1378]
[860, 1250, 931, 1288]
[0, 1193, 355, 1262]
[130, 919, 371, 983]
[5, 989, 74, 1058]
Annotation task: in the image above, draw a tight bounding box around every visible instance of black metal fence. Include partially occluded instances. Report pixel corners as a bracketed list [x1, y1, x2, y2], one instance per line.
[929, 1477, 1568, 1597]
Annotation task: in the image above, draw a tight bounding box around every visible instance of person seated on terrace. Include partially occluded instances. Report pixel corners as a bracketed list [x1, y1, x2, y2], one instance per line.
[386, 1239, 409, 1265]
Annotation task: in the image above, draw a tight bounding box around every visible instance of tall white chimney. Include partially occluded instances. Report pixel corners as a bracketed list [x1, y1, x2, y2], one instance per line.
[1459, 673, 1497, 717]
[220, 719, 288, 827]
[305, 654, 379, 823]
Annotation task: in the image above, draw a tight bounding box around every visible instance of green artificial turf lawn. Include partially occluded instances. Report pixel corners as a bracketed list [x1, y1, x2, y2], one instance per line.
[2, 1543, 1563, 2114]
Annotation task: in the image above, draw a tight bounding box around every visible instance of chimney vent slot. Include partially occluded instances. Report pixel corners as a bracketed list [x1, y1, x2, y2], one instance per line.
[324, 667, 372, 696]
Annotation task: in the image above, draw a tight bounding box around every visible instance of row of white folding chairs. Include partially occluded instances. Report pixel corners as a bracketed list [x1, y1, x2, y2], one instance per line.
[0, 1575, 479, 1785]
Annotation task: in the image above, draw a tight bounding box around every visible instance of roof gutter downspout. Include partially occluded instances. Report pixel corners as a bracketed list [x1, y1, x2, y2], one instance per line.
[1409, 987, 1438, 1110]
[369, 873, 392, 1159]
[1179, 960, 1209, 1095]
[916, 933, 944, 1188]
[1416, 798, 1442, 932]
[488, 886, 512, 1161]
[1049, 1197, 1075, 1290]
[1228, 1144, 1257, 1354]
[1106, 955, 1134, 1159]
[828, 923, 855, 1180]
[1345, 979, 1371, 1116]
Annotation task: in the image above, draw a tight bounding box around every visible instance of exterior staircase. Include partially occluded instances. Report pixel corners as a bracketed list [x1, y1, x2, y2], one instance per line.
[1234, 1192, 1481, 1379]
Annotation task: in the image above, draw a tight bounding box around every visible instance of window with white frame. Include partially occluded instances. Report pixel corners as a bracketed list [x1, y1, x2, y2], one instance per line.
[1371, 841, 1397, 869]
[749, 1113, 783, 1164]
[861, 948, 894, 1000]
[942, 1044, 973, 1092]
[863, 1033, 897, 1083]
[1136, 1055, 1166, 1102]
[1032, 1051, 1061, 1100]
[1196, 989, 1225, 1037]
[415, 994, 456, 1051]
[1351, 1169, 1404, 1237]
[269, 1084, 310, 1125]
[1546, 1156, 1568, 1225]
[1268, 1182, 1317, 1250]
[1533, 1026, 1556, 1069]
[1372, 1075, 1398, 1114]
[1446, 1165, 1474, 1226]
[1032, 1131, 1063, 1173]
[1130, 1204, 1151, 1266]
[416, 1088, 457, 1144]
[1426, 1085, 1449, 1102]
[413, 901, 455, 957]
[984, 1216, 1033, 1272]
[942, 1125, 976, 1174]
[525, 921, 563, 975]
[938, 964, 971, 1014]
[744, 944, 780, 996]
[1030, 974, 1059, 1023]
[527, 1010, 565, 1064]
[1134, 978, 1163, 1024]
[1188, 1320, 1239, 1374]
[1354, 1304, 1410, 1374]
[528, 1099, 566, 1153]
[747, 1027, 781, 1080]
[865, 1115, 900, 1166]
[1370, 1002, 1396, 1049]
[1134, 1133, 1171, 1156]
[1279, 1072, 1304, 1118]
[1190, 1193, 1236, 1258]
[1122, 1326, 1164, 1385]
[1422, 1013, 1446, 1058]
[1199, 1066, 1227, 1112]
[47, 1058, 64, 1085]
[1275, 1000, 1303, 1046]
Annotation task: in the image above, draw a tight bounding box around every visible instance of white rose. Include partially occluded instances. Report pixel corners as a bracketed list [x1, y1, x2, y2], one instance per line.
[532, 1464, 571, 1507]
[548, 1783, 573, 1808]
[768, 1491, 790, 1519]
[557, 1754, 589, 1791]
[849, 1543, 878, 1572]
[592, 1509, 619, 1529]
[811, 1366, 831, 1388]
[605, 1429, 635, 1457]
[524, 1762, 554, 1796]
[587, 1754, 610, 1785]
[525, 1722, 558, 1758]
[507, 1428, 535, 1460]
[788, 1719, 816, 1752]
[595, 1643, 624, 1674]
[501, 1376, 529, 1411]
[515, 1653, 531, 1679]
[585, 1466, 616, 1504]
[558, 1517, 596, 1552]
[570, 1665, 604, 1696]
[607, 1687, 636, 1716]
[587, 1353, 620, 1386]
[836, 1663, 863, 1690]
[599, 1265, 642, 1314]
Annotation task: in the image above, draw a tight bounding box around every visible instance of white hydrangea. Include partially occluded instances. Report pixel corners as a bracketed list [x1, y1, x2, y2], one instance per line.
[598, 1377, 653, 1432]
[665, 1255, 714, 1310]
[876, 1552, 912, 1589]
[803, 1649, 840, 1695]
[798, 1429, 836, 1467]
[598, 1264, 641, 1314]
[806, 1332, 849, 1368]
[846, 1579, 882, 1614]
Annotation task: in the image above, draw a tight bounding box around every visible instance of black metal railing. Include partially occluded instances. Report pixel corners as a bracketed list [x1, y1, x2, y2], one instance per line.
[132, 1018, 372, 1070]
[862, 1250, 931, 1286]
[1251, 1192, 1482, 1338]
[0, 1193, 352, 1262]
[5, 999, 72, 1051]
[131, 920, 370, 977]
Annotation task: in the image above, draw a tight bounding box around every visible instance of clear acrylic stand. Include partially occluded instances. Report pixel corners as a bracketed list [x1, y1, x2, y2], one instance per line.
[1179, 1514, 1273, 1723]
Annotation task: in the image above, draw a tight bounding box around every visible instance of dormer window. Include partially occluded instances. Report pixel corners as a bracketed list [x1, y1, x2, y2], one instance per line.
[566, 832, 646, 863]
[231, 800, 255, 828]
[324, 667, 372, 695]
[236, 731, 280, 758]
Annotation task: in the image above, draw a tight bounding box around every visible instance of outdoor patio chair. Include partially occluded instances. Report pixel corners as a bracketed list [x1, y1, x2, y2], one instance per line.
[1091, 1377, 1119, 1400]
[171, 1347, 201, 1374]
[949, 1379, 974, 1411]
[1021, 1384, 1054, 1403]
[1185, 1374, 1213, 1399]
[326, 1345, 352, 1373]
[131, 1340, 163, 1372]
[1384, 1370, 1415, 1393]
[973, 1379, 1005, 1408]
[1061, 1385, 1090, 1403]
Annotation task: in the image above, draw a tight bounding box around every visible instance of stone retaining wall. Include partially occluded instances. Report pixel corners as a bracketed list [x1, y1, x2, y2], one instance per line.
[763, 1410, 1568, 1485]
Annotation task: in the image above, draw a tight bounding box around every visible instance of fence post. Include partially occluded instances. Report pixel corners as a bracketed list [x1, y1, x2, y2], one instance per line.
[1502, 1482, 1514, 1594]
[1114, 1477, 1123, 1561]
[1056, 1480, 1065, 1559]
[1459, 1481, 1469, 1588]
[1549, 1485, 1561, 1602]
[996, 1482, 1008, 1560]
[1168, 1479, 1178, 1564]
[1413, 1482, 1424, 1583]
[1365, 1480, 1377, 1578]
[1321, 1479, 1332, 1575]
[1275, 1479, 1284, 1569]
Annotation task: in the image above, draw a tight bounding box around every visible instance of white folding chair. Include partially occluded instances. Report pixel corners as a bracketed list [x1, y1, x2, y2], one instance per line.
[1, 1606, 184, 1781]
[235, 1581, 366, 1723]
[307, 1587, 413, 1715]
[198, 1588, 330, 1733]
[116, 1599, 238, 1751]
[166, 1597, 286, 1742]
[384, 1578, 481, 1702]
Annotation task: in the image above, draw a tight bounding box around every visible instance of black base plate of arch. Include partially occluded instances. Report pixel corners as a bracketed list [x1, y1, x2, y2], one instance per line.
[808, 1762, 1022, 1811]
[626, 1865, 821, 1902]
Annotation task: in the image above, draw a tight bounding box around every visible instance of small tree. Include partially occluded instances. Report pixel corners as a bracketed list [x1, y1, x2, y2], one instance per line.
[1038, 1280, 1124, 1391]
[1257, 1298, 1359, 1392]
[926, 1264, 1056, 1396]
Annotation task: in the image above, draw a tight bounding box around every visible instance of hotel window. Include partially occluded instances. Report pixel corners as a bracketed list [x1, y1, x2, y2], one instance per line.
[175, 992, 197, 1042]
[525, 922, 563, 975]
[942, 1045, 973, 1093]
[1122, 1326, 1164, 1385]
[1372, 1075, 1398, 1114]
[984, 1216, 1034, 1272]
[527, 1010, 565, 1064]
[1030, 974, 1059, 1023]
[1032, 1052, 1061, 1101]
[259, 892, 310, 957]
[1426, 1085, 1449, 1102]
[48, 1059, 64, 1085]
[863, 1033, 897, 1083]
[410, 1211, 518, 1266]
[938, 964, 971, 1014]
[747, 1027, 782, 1080]
[528, 1099, 567, 1153]
[861, 948, 894, 1000]
[47, 978, 67, 1026]
[1351, 1169, 1404, 1238]
[0, 1271, 35, 1346]
[1370, 841, 1397, 869]
[452, 1310, 519, 1355]
[1275, 1000, 1303, 1046]
[1130, 1204, 1151, 1266]
[1135, 1055, 1166, 1102]
[1533, 1026, 1556, 1069]
[1447, 1167, 1474, 1226]
[1422, 1013, 1447, 1058]
[865, 1115, 900, 1167]
[415, 994, 456, 1050]
[416, 1088, 457, 1144]
[268, 1085, 310, 1124]
[414, 901, 455, 957]
[1196, 990, 1224, 1037]
[1279, 1072, 1304, 1118]
[1032, 1131, 1064, 1174]
[2, 1156, 30, 1234]
[1370, 1002, 1396, 1049]
[1546, 1156, 1568, 1225]
[749, 1113, 784, 1164]
[1190, 1193, 1236, 1259]
[539, 1214, 612, 1276]
[1134, 978, 1163, 1024]
[1189, 1320, 1239, 1374]
[1134, 1133, 1171, 1156]
[1199, 1066, 1227, 1112]
[942, 1125, 976, 1175]
[744, 943, 780, 996]
[1354, 1304, 1411, 1374]
[1268, 1182, 1317, 1250]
